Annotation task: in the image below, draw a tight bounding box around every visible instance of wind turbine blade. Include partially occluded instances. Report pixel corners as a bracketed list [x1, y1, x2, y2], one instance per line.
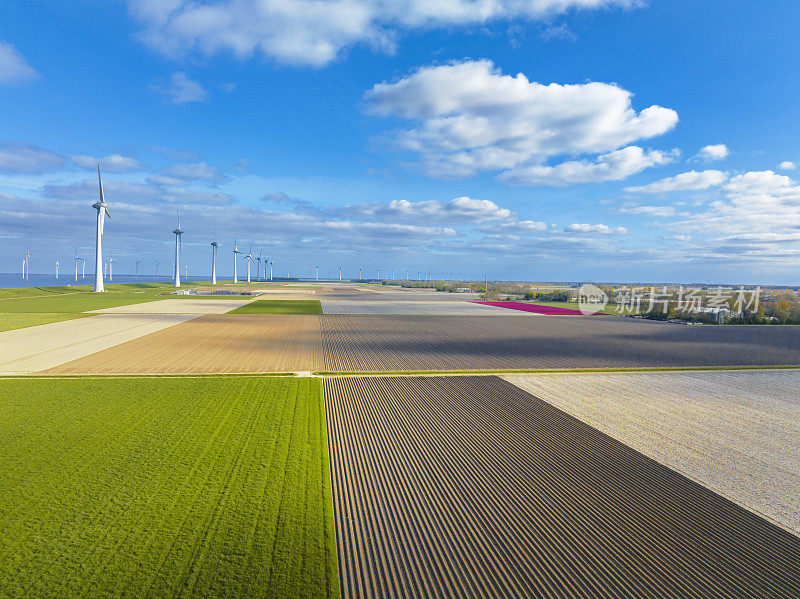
[97, 166, 105, 203]
[105, 208, 111, 219]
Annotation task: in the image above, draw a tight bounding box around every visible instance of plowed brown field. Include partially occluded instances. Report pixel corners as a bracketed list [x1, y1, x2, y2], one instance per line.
[321, 315, 800, 371]
[324, 375, 800, 598]
[46, 315, 322, 374]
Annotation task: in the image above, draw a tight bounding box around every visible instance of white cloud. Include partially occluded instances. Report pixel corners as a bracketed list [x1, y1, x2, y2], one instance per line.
[566, 222, 629, 234]
[618, 202, 677, 217]
[693, 144, 729, 162]
[624, 169, 727, 193]
[364, 60, 678, 183]
[160, 162, 228, 183]
[500, 146, 677, 186]
[778, 161, 796, 171]
[151, 72, 208, 104]
[339, 196, 512, 223]
[128, 0, 640, 67]
[0, 143, 63, 173]
[71, 153, 145, 172]
[0, 41, 37, 85]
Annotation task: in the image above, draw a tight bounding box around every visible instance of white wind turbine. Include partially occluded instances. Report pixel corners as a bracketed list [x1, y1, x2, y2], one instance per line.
[109, 255, 114, 282]
[338, 266, 342, 282]
[232, 239, 241, 283]
[211, 230, 219, 285]
[245, 244, 253, 283]
[269, 258, 274, 281]
[92, 166, 110, 292]
[74, 247, 82, 282]
[135, 258, 141, 280]
[315, 264, 319, 281]
[256, 251, 262, 281]
[173, 212, 183, 288]
[55, 259, 59, 280]
[21, 255, 26, 280]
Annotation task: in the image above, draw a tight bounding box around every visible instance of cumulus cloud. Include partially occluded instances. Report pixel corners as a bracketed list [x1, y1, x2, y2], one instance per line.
[0, 41, 37, 85]
[71, 153, 145, 172]
[364, 60, 678, 183]
[500, 146, 677, 186]
[778, 161, 796, 171]
[150, 72, 208, 104]
[338, 196, 512, 223]
[693, 144, 729, 162]
[624, 169, 727, 193]
[565, 222, 629, 234]
[128, 0, 640, 67]
[0, 142, 63, 173]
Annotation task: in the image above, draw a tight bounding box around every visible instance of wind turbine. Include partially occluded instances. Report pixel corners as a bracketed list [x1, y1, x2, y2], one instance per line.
[315, 264, 319, 281]
[135, 258, 141, 280]
[74, 248, 82, 282]
[256, 250, 263, 281]
[55, 259, 59, 280]
[268, 258, 274, 281]
[155, 260, 160, 277]
[21, 256, 26, 280]
[185, 264, 189, 279]
[92, 166, 110, 292]
[338, 266, 342, 282]
[211, 230, 219, 285]
[109, 255, 114, 281]
[232, 239, 241, 283]
[359, 267, 362, 281]
[173, 212, 183, 288]
[376, 267, 380, 281]
[245, 244, 253, 283]
[82, 259, 86, 280]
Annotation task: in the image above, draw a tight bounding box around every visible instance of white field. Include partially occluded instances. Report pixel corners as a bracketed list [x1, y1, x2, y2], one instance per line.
[503, 369, 800, 535]
[320, 300, 530, 315]
[0, 314, 198, 373]
[89, 298, 258, 314]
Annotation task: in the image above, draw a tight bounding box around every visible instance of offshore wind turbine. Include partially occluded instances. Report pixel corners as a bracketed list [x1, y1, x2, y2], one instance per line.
[92, 166, 110, 292]
[232, 239, 241, 283]
[210, 230, 219, 285]
[173, 213, 183, 288]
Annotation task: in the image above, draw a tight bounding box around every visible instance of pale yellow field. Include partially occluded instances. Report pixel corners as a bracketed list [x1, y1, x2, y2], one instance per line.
[90, 298, 258, 314]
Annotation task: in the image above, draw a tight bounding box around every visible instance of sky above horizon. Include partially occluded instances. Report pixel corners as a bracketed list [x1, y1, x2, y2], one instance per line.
[1, 0, 799, 284]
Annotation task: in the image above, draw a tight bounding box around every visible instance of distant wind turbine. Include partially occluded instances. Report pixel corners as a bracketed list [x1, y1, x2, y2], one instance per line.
[232, 239, 241, 283]
[268, 258, 274, 281]
[74, 247, 82, 282]
[256, 250, 262, 281]
[109, 255, 114, 282]
[92, 166, 110, 292]
[135, 258, 141, 280]
[55, 259, 59, 280]
[246, 244, 253, 283]
[338, 266, 342, 282]
[155, 259, 160, 277]
[211, 230, 219, 285]
[315, 264, 319, 281]
[173, 212, 183, 288]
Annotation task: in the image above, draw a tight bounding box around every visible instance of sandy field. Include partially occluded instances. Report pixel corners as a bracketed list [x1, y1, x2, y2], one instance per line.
[321, 315, 800, 371]
[325, 375, 799, 598]
[504, 369, 800, 534]
[90, 298, 258, 314]
[320, 300, 524, 315]
[0, 314, 197, 374]
[46, 315, 323, 374]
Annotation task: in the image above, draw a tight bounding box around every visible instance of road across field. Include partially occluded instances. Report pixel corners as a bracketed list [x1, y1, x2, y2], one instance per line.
[0, 314, 197, 374]
[325, 375, 800, 599]
[321, 315, 800, 371]
[504, 369, 800, 534]
[46, 315, 323, 374]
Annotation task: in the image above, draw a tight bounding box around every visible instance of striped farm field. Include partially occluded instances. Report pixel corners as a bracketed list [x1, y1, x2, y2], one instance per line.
[324, 375, 800, 598]
[321, 315, 800, 372]
[46, 315, 323, 374]
[0, 376, 338, 599]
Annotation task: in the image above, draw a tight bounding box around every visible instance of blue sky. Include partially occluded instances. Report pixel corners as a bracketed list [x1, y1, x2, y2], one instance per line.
[1, 0, 799, 283]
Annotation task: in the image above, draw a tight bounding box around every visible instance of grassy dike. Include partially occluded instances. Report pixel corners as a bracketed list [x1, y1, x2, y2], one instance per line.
[0, 376, 339, 599]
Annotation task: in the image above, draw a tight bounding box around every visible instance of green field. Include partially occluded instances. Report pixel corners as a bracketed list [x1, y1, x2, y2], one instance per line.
[0, 312, 89, 332]
[229, 300, 323, 315]
[0, 376, 338, 599]
[0, 282, 223, 313]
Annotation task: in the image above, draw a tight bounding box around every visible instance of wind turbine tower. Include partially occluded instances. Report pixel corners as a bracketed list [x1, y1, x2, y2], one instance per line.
[74, 248, 82, 282]
[315, 265, 319, 281]
[173, 213, 183, 288]
[256, 251, 262, 281]
[55, 260, 59, 280]
[109, 255, 114, 281]
[232, 239, 241, 283]
[135, 258, 141, 280]
[92, 166, 110, 292]
[268, 258, 274, 281]
[211, 232, 219, 285]
[339, 266, 342, 282]
[246, 244, 253, 283]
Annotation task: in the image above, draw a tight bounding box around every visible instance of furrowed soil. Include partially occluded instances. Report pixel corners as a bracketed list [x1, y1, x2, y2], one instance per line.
[321, 315, 800, 371]
[324, 375, 800, 599]
[46, 315, 323, 374]
[0, 376, 338, 599]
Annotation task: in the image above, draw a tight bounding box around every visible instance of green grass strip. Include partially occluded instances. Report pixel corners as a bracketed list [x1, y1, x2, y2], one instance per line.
[228, 300, 323, 315]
